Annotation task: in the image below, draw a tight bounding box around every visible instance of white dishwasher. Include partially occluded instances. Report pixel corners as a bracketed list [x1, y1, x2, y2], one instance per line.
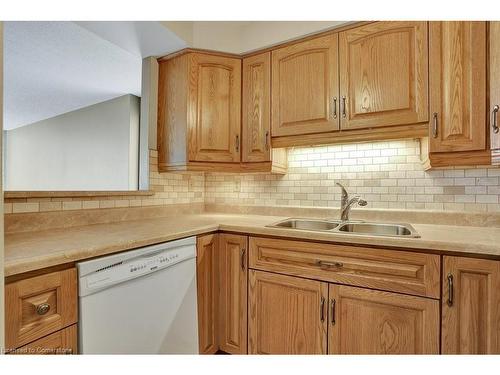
[77, 236, 199, 354]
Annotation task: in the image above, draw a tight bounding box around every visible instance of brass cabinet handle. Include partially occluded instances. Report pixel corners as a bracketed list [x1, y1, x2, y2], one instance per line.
[492, 105, 499, 134]
[432, 112, 438, 138]
[264, 131, 270, 150]
[447, 273, 454, 307]
[341, 96, 347, 118]
[240, 248, 246, 271]
[316, 260, 344, 268]
[36, 303, 50, 316]
[330, 299, 336, 325]
[320, 297, 326, 322]
[235, 135, 240, 153]
[332, 97, 338, 119]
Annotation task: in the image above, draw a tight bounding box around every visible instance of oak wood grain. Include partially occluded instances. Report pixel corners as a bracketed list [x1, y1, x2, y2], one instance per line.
[218, 234, 248, 354]
[242, 52, 271, 163]
[442, 256, 500, 354]
[490, 22, 500, 154]
[429, 22, 487, 153]
[249, 237, 440, 298]
[8, 324, 78, 355]
[271, 33, 339, 137]
[339, 21, 429, 130]
[196, 234, 219, 354]
[328, 284, 440, 354]
[5, 268, 78, 349]
[248, 270, 328, 354]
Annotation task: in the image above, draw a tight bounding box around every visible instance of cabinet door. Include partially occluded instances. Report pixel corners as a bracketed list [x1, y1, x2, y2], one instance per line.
[242, 52, 271, 162]
[429, 22, 487, 153]
[271, 34, 339, 137]
[248, 270, 328, 354]
[328, 284, 439, 354]
[196, 234, 219, 354]
[339, 21, 428, 130]
[218, 234, 248, 354]
[9, 325, 78, 355]
[490, 22, 500, 154]
[442, 256, 500, 354]
[188, 53, 241, 163]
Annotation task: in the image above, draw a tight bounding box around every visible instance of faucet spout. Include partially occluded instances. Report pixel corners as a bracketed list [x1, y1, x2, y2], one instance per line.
[335, 182, 367, 222]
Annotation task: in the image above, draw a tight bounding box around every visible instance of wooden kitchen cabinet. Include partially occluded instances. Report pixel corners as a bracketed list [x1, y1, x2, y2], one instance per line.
[248, 270, 328, 354]
[242, 52, 271, 163]
[196, 234, 219, 354]
[490, 22, 500, 164]
[5, 268, 78, 351]
[442, 256, 500, 354]
[271, 34, 340, 138]
[158, 52, 241, 171]
[328, 284, 439, 354]
[339, 21, 429, 130]
[425, 22, 489, 167]
[10, 325, 78, 355]
[218, 234, 248, 354]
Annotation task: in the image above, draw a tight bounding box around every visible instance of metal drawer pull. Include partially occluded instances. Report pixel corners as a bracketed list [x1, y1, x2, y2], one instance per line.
[36, 303, 50, 316]
[316, 260, 344, 268]
[492, 105, 499, 134]
[331, 299, 336, 325]
[447, 273, 454, 306]
[332, 97, 338, 119]
[235, 135, 240, 152]
[320, 297, 326, 322]
[432, 112, 438, 138]
[341, 96, 347, 118]
[265, 131, 270, 150]
[240, 248, 246, 271]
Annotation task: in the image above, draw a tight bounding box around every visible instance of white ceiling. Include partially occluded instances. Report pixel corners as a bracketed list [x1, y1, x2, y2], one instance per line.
[3, 21, 187, 130]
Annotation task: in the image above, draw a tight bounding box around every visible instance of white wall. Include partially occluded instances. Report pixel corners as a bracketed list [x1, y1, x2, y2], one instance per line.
[163, 21, 350, 54]
[4, 94, 139, 191]
[0, 20, 5, 353]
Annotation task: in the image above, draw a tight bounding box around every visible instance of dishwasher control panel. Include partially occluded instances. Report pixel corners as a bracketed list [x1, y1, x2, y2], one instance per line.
[82, 246, 194, 294]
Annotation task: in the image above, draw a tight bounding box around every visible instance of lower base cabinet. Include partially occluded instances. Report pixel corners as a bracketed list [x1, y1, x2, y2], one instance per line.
[10, 325, 78, 355]
[329, 285, 440, 354]
[248, 270, 328, 354]
[442, 256, 500, 354]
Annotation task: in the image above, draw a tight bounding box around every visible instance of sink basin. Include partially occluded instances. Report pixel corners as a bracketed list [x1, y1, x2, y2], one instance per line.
[267, 218, 420, 238]
[337, 222, 419, 238]
[270, 218, 340, 231]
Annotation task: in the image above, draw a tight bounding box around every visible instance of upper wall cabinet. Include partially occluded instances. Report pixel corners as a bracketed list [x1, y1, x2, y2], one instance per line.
[490, 22, 500, 164]
[339, 21, 429, 130]
[188, 53, 242, 163]
[424, 22, 489, 168]
[271, 34, 340, 137]
[242, 52, 271, 163]
[157, 51, 286, 173]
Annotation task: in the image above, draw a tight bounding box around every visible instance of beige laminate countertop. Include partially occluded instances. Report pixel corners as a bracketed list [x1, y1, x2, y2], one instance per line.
[5, 213, 500, 277]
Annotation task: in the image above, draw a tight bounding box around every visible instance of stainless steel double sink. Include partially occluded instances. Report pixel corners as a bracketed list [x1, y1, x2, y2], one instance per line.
[266, 218, 420, 238]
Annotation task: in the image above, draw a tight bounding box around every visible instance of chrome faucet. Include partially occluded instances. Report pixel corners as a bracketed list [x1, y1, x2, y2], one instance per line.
[335, 182, 367, 222]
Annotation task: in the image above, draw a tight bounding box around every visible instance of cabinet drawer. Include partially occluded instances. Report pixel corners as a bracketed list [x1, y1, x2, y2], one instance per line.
[8, 325, 78, 355]
[249, 237, 440, 298]
[5, 268, 78, 349]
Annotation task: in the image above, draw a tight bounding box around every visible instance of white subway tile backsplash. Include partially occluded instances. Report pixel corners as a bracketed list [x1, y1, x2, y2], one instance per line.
[206, 139, 500, 212]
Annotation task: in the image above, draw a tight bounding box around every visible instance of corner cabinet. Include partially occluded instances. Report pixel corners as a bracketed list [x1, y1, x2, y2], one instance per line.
[424, 21, 489, 168]
[157, 51, 287, 173]
[339, 21, 429, 130]
[442, 256, 500, 354]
